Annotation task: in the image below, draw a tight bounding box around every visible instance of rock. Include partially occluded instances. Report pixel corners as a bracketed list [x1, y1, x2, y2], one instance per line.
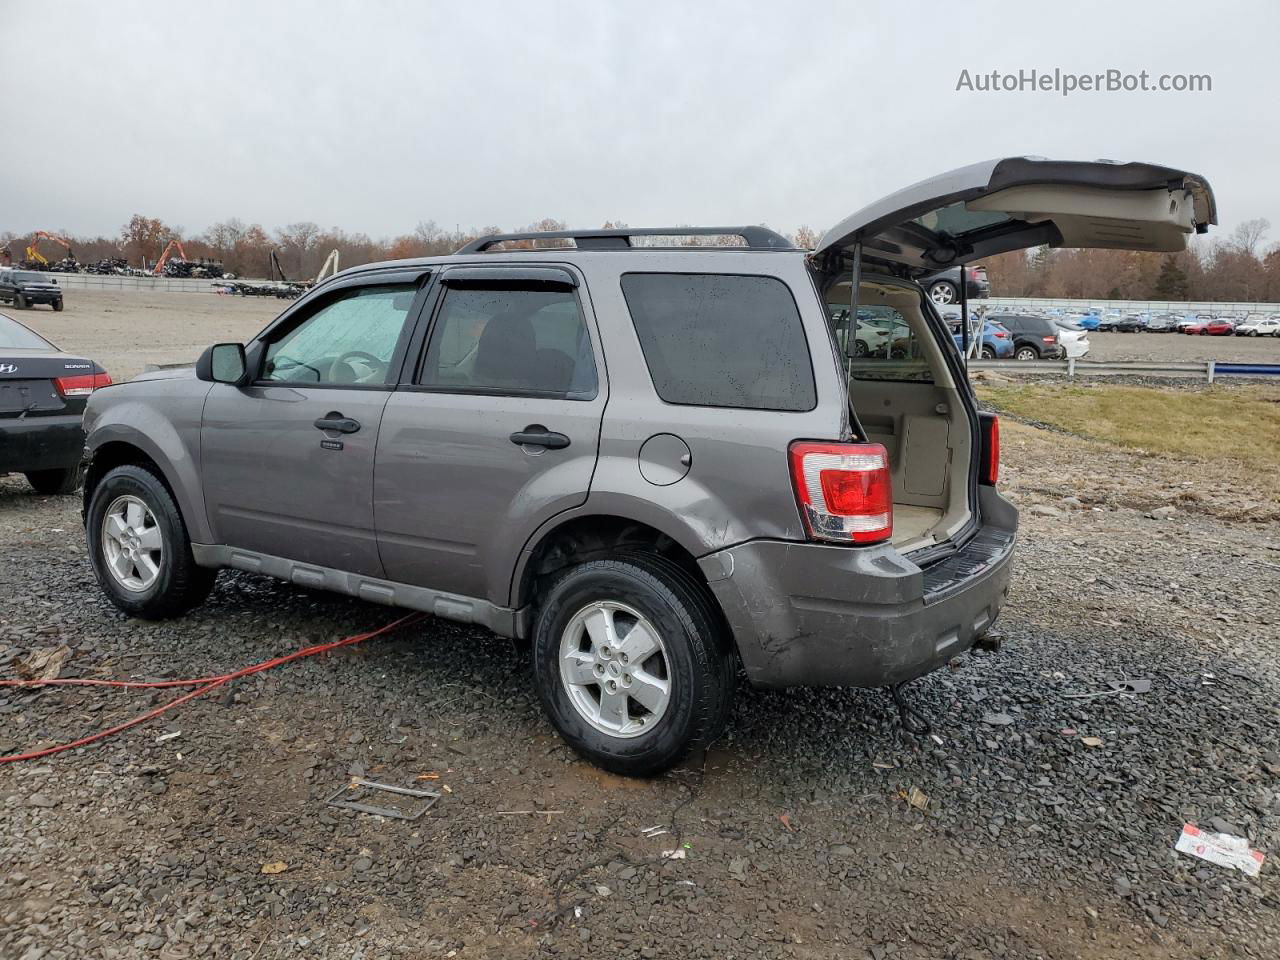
[1029, 504, 1065, 518]
[27, 793, 58, 808]
[1146, 505, 1177, 520]
[352, 857, 372, 872]
[981, 712, 1015, 726]
[1059, 496, 1084, 509]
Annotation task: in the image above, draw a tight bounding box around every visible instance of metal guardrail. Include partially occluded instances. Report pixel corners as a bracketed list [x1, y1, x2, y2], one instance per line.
[976, 296, 1280, 316]
[968, 359, 1280, 381]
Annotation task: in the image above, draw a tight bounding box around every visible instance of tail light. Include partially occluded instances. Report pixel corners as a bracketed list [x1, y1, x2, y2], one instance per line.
[979, 414, 999, 486]
[1042, 335, 1057, 343]
[972, 266, 988, 282]
[54, 372, 112, 397]
[789, 441, 892, 544]
[994, 330, 1008, 338]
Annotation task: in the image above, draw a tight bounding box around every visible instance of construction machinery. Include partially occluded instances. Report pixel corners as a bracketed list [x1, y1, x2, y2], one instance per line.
[20, 231, 78, 272]
[152, 238, 189, 276]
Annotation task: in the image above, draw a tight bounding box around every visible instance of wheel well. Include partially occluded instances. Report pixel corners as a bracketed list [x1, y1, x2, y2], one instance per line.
[84, 442, 173, 510]
[517, 516, 707, 612]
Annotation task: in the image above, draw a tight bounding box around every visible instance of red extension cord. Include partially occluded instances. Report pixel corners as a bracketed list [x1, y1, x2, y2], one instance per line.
[0, 613, 423, 765]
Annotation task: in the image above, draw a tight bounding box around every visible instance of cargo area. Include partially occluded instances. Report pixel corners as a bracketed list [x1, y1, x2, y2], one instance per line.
[827, 277, 974, 554]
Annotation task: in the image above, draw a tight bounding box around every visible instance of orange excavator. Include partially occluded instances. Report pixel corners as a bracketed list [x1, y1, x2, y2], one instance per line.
[152, 238, 189, 275]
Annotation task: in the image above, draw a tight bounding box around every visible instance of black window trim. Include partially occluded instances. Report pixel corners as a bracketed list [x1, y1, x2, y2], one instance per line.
[248, 270, 434, 392]
[404, 264, 600, 402]
[619, 269, 818, 413]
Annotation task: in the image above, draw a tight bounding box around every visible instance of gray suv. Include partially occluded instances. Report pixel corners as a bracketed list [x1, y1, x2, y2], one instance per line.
[81, 158, 1216, 775]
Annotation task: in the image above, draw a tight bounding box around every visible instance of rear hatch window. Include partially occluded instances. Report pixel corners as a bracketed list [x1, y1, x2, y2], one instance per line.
[621, 273, 815, 411]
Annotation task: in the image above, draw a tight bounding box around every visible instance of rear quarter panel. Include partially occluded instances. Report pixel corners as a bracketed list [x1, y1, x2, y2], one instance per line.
[508, 251, 845, 599]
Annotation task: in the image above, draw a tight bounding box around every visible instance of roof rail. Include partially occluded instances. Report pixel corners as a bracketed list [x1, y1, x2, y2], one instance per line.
[456, 226, 795, 254]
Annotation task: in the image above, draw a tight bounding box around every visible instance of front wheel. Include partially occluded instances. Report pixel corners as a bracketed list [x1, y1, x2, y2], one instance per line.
[1015, 346, 1039, 361]
[52, 299, 64, 312]
[13, 294, 26, 309]
[86, 464, 216, 619]
[532, 554, 734, 777]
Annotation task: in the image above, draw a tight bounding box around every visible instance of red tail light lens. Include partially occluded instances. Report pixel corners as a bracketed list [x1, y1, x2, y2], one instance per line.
[789, 441, 892, 544]
[979, 415, 999, 485]
[54, 372, 112, 397]
[1042, 335, 1057, 343]
[994, 330, 1008, 338]
[972, 266, 988, 282]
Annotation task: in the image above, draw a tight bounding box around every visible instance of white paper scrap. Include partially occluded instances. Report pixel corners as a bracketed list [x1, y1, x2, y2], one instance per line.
[1175, 823, 1265, 877]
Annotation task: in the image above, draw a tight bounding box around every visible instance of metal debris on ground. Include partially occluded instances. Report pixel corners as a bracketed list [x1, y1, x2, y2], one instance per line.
[1175, 823, 1266, 877]
[901, 787, 930, 811]
[1062, 678, 1153, 699]
[324, 778, 441, 821]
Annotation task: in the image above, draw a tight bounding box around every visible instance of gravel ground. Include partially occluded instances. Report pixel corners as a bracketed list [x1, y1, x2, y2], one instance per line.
[1, 414, 1278, 959]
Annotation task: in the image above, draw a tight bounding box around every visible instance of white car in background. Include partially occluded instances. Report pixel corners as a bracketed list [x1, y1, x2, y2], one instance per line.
[1236, 315, 1280, 337]
[1052, 320, 1091, 358]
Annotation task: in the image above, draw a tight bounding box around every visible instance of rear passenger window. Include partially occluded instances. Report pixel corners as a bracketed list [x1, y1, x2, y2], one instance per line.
[418, 286, 597, 399]
[620, 273, 815, 411]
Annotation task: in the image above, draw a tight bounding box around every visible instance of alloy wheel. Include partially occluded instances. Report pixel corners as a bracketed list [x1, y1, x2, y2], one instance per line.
[558, 600, 671, 738]
[101, 495, 163, 591]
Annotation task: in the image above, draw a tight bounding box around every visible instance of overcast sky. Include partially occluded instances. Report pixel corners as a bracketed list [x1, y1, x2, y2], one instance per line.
[5, 0, 1273, 244]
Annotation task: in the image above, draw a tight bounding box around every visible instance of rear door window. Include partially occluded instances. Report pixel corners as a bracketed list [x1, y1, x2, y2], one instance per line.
[418, 286, 598, 399]
[620, 273, 815, 411]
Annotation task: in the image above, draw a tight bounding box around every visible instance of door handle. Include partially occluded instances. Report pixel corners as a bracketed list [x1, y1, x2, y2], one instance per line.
[314, 413, 361, 434]
[510, 425, 570, 450]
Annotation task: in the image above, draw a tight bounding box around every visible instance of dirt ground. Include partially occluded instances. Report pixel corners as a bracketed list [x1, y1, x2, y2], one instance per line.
[9, 289, 1280, 380]
[2, 291, 1278, 959]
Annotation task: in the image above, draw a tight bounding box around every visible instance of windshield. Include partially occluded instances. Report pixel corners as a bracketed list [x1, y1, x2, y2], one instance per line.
[13, 271, 45, 283]
[0, 315, 55, 349]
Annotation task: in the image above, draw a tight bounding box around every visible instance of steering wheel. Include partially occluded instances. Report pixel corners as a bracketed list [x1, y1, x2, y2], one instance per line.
[328, 350, 386, 384]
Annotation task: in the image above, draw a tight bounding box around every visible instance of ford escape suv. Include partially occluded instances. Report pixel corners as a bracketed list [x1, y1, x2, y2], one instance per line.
[82, 158, 1216, 775]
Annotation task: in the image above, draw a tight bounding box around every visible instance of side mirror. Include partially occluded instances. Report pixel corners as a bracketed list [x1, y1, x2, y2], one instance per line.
[196, 342, 248, 384]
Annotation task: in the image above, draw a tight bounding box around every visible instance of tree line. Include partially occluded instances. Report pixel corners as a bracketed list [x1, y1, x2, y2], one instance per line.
[3, 215, 1276, 303]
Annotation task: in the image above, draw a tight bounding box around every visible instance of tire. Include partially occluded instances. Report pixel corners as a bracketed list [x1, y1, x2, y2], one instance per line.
[979, 345, 997, 359]
[52, 299, 63, 312]
[1249, 330, 1257, 337]
[928, 280, 957, 305]
[1200, 329, 1208, 336]
[24, 466, 82, 495]
[532, 553, 735, 777]
[14, 293, 26, 309]
[853, 339, 869, 358]
[1014, 345, 1039, 361]
[86, 464, 216, 619]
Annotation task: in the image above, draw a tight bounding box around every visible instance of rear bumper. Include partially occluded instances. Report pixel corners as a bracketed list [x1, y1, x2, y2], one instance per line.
[700, 487, 1017, 689]
[0, 415, 84, 473]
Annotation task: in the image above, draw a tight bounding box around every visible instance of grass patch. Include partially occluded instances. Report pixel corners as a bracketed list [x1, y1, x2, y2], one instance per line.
[976, 382, 1280, 468]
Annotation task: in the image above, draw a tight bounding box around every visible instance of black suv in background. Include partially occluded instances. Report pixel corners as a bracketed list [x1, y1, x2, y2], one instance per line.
[0, 269, 65, 311]
[989, 313, 1064, 360]
[920, 265, 989, 305]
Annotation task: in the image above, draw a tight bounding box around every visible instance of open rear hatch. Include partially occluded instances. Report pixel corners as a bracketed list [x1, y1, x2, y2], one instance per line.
[815, 157, 1216, 272]
[816, 158, 1216, 555]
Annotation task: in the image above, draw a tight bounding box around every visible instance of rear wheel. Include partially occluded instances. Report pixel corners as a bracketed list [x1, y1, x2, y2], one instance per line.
[24, 466, 82, 495]
[14, 293, 26, 309]
[532, 553, 734, 776]
[928, 280, 957, 305]
[1014, 345, 1039, 361]
[1200, 329, 1208, 336]
[86, 464, 216, 619]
